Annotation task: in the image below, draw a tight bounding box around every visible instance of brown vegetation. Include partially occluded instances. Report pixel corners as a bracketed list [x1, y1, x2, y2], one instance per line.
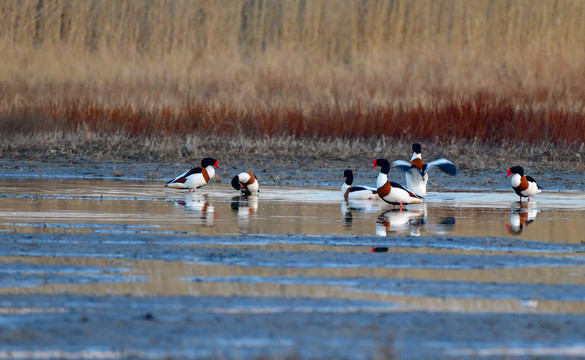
[1, 0, 585, 168]
[2, 96, 584, 144]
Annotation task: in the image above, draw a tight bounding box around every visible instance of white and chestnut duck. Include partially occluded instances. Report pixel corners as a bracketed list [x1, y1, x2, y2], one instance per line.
[165, 158, 220, 191]
[231, 171, 260, 196]
[392, 143, 456, 196]
[372, 158, 424, 211]
[341, 169, 378, 200]
[506, 166, 542, 201]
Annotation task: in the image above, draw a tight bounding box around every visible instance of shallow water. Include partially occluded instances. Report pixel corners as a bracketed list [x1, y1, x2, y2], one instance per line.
[2, 178, 585, 358]
[0, 178, 584, 243]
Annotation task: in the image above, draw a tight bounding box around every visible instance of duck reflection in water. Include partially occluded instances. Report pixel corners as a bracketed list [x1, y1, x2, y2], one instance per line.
[372, 213, 456, 252]
[174, 193, 215, 227]
[376, 209, 425, 236]
[374, 205, 456, 238]
[231, 195, 258, 227]
[507, 201, 539, 235]
[341, 199, 383, 230]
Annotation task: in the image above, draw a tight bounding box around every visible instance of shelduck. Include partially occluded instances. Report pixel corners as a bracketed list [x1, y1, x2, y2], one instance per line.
[372, 158, 424, 211]
[341, 169, 377, 200]
[165, 158, 220, 191]
[506, 166, 542, 201]
[231, 171, 260, 196]
[392, 143, 456, 196]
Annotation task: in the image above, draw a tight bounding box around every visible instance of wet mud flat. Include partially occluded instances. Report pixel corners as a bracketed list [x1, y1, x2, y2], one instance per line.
[2, 232, 585, 359]
[2, 163, 585, 358]
[2, 157, 585, 190]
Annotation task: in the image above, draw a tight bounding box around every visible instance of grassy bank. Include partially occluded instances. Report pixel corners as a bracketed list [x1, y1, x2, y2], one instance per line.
[2, 131, 583, 174]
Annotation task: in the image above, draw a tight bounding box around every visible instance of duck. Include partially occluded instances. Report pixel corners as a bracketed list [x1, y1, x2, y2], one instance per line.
[372, 158, 424, 210]
[392, 143, 456, 196]
[341, 169, 378, 200]
[231, 171, 259, 195]
[506, 166, 542, 201]
[165, 157, 220, 191]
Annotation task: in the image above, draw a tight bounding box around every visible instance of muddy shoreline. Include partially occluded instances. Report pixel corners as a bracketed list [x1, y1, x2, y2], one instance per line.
[1, 157, 583, 191]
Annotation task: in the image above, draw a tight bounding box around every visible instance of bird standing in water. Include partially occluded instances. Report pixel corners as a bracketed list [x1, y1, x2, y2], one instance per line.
[372, 158, 424, 211]
[392, 143, 456, 196]
[506, 166, 542, 202]
[165, 158, 220, 192]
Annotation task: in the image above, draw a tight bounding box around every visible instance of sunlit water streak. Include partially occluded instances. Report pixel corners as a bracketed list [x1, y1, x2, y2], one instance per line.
[0, 178, 584, 243]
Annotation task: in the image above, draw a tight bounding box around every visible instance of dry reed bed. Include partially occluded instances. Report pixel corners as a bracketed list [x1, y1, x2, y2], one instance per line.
[2, 0, 585, 105]
[3, 0, 584, 61]
[3, 0, 585, 108]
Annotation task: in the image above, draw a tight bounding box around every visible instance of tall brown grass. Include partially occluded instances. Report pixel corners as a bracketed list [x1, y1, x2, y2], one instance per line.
[1, 0, 585, 158]
[3, 0, 584, 61]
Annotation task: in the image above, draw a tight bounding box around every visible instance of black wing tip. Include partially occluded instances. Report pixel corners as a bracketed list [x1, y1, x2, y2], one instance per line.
[439, 163, 457, 176]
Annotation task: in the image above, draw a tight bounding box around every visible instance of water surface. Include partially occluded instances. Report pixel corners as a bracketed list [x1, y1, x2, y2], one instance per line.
[1, 178, 585, 358]
[0, 178, 584, 243]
